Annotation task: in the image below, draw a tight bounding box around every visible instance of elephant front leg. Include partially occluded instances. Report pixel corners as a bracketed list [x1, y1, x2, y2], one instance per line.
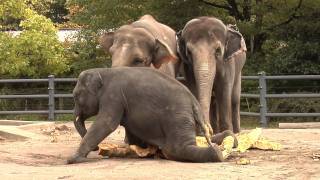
[215, 80, 233, 133]
[67, 108, 123, 164]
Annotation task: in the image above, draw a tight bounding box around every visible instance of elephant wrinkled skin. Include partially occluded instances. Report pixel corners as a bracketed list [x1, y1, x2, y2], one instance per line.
[177, 17, 246, 133]
[68, 67, 237, 164]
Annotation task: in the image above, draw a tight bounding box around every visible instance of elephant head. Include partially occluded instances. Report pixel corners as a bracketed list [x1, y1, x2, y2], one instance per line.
[73, 70, 102, 138]
[99, 25, 177, 69]
[177, 17, 246, 131]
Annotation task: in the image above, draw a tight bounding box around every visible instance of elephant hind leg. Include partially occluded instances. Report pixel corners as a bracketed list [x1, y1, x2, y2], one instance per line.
[162, 119, 223, 162]
[163, 143, 223, 162]
[231, 73, 242, 133]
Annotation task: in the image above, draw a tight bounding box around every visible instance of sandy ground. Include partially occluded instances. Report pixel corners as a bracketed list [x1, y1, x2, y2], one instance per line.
[0, 122, 319, 180]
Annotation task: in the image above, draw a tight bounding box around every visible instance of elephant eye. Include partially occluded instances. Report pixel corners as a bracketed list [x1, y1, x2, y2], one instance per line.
[133, 58, 144, 65]
[185, 48, 193, 62]
[215, 47, 222, 57]
[186, 48, 191, 57]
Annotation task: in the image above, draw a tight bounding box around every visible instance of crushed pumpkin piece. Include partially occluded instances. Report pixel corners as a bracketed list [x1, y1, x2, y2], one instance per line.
[220, 136, 234, 159]
[129, 145, 158, 157]
[236, 158, 250, 165]
[98, 144, 133, 157]
[196, 136, 209, 147]
[99, 144, 158, 158]
[252, 137, 281, 151]
[236, 128, 262, 153]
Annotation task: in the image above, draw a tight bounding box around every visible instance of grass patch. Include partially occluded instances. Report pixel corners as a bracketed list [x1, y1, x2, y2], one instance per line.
[241, 117, 279, 129]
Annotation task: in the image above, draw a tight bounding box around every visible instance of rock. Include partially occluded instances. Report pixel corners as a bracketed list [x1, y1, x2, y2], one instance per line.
[54, 125, 70, 131]
[312, 153, 320, 161]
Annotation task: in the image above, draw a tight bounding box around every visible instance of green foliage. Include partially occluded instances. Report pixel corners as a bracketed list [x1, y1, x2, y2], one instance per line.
[0, 0, 69, 78]
[30, 0, 69, 23]
[0, 0, 27, 30]
[261, 1, 320, 75]
[66, 0, 148, 31]
[64, 29, 111, 76]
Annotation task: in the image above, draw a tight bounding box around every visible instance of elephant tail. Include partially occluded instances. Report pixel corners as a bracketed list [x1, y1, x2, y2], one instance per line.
[192, 104, 213, 148]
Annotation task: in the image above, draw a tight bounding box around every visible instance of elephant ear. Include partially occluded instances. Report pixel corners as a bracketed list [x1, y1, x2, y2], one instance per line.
[176, 30, 190, 65]
[224, 26, 247, 61]
[83, 71, 103, 95]
[98, 32, 115, 53]
[152, 39, 177, 69]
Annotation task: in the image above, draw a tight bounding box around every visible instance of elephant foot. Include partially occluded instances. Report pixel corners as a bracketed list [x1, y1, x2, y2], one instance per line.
[211, 130, 238, 148]
[210, 143, 224, 162]
[222, 130, 238, 148]
[232, 135, 238, 148]
[67, 154, 88, 164]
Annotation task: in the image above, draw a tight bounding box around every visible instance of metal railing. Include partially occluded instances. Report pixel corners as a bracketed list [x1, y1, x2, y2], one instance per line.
[0, 73, 319, 126]
[240, 72, 320, 127]
[0, 76, 76, 120]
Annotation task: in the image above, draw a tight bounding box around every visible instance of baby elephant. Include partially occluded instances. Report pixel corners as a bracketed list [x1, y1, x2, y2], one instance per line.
[68, 67, 232, 164]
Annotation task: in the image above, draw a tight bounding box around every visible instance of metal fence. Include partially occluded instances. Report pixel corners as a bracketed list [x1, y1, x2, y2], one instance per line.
[0, 75, 76, 120]
[0, 72, 319, 126]
[240, 72, 320, 127]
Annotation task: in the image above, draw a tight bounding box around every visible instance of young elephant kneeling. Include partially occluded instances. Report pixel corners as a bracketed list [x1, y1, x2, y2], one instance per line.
[68, 67, 225, 164]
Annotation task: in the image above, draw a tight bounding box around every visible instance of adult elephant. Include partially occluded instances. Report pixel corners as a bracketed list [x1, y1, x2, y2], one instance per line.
[99, 14, 179, 77]
[176, 17, 246, 133]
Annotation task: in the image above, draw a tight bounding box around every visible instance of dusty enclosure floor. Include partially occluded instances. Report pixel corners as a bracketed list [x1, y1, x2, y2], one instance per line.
[0, 121, 319, 180]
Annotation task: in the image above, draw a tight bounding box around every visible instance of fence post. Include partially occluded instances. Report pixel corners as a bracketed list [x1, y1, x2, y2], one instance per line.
[48, 75, 55, 121]
[258, 71, 268, 127]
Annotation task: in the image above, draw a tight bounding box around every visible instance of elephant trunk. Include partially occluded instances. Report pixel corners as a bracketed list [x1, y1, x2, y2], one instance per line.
[74, 116, 87, 138]
[192, 52, 216, 135]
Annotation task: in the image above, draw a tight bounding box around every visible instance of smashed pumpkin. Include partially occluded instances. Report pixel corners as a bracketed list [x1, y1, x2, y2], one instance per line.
[99, 128, 281, 160]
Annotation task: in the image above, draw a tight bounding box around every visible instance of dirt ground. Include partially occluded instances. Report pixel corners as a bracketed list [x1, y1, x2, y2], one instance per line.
[0, 122, 319, 180]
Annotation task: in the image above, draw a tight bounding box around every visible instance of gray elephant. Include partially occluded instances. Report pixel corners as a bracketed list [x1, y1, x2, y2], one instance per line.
[99, 14, 179, 77]
[68, 67, 237, 164]
[176, 17, 247, 133]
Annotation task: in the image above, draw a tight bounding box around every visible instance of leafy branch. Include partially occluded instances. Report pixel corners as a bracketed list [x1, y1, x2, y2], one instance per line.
[266, 0, 303, 30]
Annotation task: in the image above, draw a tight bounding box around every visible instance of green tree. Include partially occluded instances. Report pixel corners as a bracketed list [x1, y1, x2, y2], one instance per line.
[0, 0, 69, 78]
[67, 0, 319, 76]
